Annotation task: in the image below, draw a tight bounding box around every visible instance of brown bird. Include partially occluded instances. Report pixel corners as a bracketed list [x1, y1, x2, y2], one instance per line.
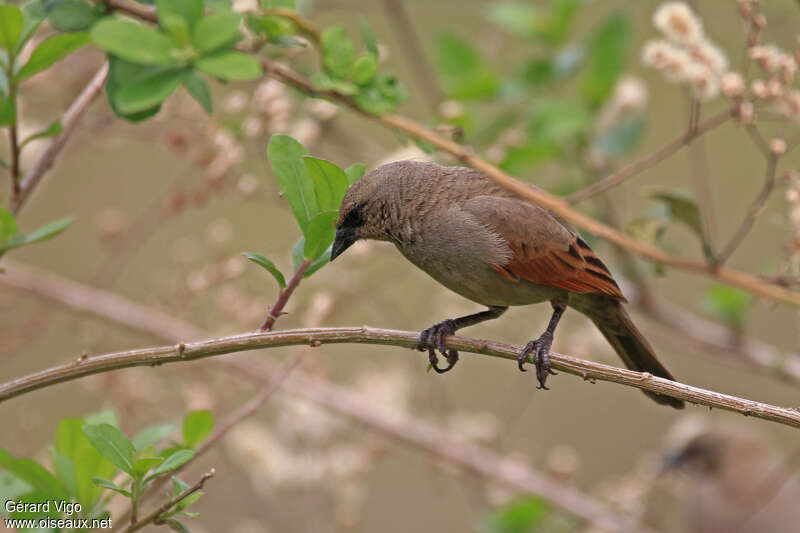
[330, 161, 683, 408]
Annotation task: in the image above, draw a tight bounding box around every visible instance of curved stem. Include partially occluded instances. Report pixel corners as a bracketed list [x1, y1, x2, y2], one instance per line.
[1, 326, 799, 429]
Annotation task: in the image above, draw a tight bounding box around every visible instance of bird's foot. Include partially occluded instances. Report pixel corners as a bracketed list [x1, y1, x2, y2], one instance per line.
[417, 319, 459, 374]
[518, 332, 558, 389]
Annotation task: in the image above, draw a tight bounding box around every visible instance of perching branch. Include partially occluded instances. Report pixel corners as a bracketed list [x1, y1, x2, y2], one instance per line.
[10, 63, 108, 214]
[119, 469, 214, 533]
[2, 325, 800, 428]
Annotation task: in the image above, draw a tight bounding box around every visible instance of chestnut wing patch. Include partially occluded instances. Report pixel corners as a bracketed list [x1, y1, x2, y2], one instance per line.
[494, 236, 625, 300]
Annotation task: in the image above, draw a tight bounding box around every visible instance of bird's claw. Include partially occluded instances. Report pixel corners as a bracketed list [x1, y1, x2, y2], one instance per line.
[518, 332, 557, 389]
[417, 319, 459, 374]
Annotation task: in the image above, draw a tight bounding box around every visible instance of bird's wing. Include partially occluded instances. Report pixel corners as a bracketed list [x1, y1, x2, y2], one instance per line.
[462, 195, 624, 299]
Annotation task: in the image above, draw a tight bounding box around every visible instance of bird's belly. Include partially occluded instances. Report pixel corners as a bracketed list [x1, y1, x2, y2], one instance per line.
[400, 246, 562, 307]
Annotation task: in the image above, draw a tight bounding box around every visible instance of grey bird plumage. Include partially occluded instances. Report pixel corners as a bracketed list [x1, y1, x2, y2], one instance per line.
[331, 160, 683, 408]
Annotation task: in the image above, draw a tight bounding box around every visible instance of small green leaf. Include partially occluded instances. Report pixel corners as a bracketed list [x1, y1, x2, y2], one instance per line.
[114, 68, 186, 114]
[166, 518, 191, 533]
[304, 212, 337, 260]
[56, 417, 116, 509]
[267, 134, 318, 233]
[1, 216, 74, 252]
[182, 70, 212, 113]
[194, 51, 260, 80]
[486, 497, 550, 533]
[358, 16, 378, 56]
[192, 12, 242, 53]
[242, 252, 287, 289]
[0, 449, 67, 501]
[344, 163, 365, 185]
[18, 0, 46, 50]
[132, 424, 176, 452]
[701, 285, 753, 330]
[133, 456, 164, 477]
[157, 0, 204, 30]
[48, 0, 104, 33]
[52, 452, 78, 500]
[17, 33, 90, 81]
[580, 12, 629, 106]
[182, 410, 214, 448]
[82, 424, 136, 476]
[351, 54, 377, 85]
[0, 5, 23, 51]
[145, 449, 194, 481]
[305, 245, 331, 276]
[172, 476, 190, 495]
[0, 207, 17, 246]
[19, 121, 62, 149]
[92, 476, 131, 497]
[291, 236, 331, 277]
[91, 19, 179, 65]
[160, 13, 191, 47]
[303, 156, 349, 212]
[321, 26, 354, 79]
[105, 57, 164, 121]
[648, 187, 704, 238]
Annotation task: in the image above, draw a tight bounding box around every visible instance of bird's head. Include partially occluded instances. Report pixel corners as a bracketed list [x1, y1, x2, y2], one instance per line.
[330, 164, 398, 261]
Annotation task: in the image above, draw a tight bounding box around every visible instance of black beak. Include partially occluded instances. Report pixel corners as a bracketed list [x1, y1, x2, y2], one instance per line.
[330, 228, 356, 261]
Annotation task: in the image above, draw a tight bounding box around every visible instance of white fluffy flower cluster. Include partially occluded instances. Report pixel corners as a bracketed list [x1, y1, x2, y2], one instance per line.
[642, 2, 729, 100]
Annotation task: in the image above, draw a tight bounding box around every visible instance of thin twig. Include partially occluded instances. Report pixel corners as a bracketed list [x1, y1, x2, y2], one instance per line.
[10, 64, 109, 214]
[119, 469, 214, 533]
[717, 155, 778, 265]
[3, 326, 800, 428]
[260, 259, 311, 331]
[9, 117, 20, 198]
[566, 107, 733, 204]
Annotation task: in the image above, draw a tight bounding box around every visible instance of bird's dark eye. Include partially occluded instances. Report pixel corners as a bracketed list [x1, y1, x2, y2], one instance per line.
[341, 203, 364, 228]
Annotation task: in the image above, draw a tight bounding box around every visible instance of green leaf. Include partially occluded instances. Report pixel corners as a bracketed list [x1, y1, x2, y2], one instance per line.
[114, 67, 186, 114]
[0, 449, 67, 502]
[702, 285, 753, 330]
[132, 424, 176, 452]
[500, 140, 560, 174]
[351, 54, 377, 85]
[91, 476, 131, 497]
[182, 70, 212, 113]
[0, 208, 17, 246]
[321, 26, 354, 79]
[105, 57, 163, 121]
[344, 163, 365, 185]
[435, 32, 498, 100]
[82, 424, 136, 476]
[182, 410, 214, 449]
[0, 5, 23, 51]
[303, 156, 349, 212]
[486, 497, 550, 533]
[17, 33, 90, 81]
[192, 12, 241, 53]
[172, 476, 190, 495]
[242, 252, 287, 290]
[145, 449, 194, 481]
[358, 16, 378, 56]
[352, 72, 406, 114]
[160, 13, 191, 47]
[84, 409, 119, 427]
[304, 212, 337, 260]
[194, 50, 260, 80]
[648, 187, 704, 238]
[491, 0, 580, 44]
[18, 0, 46, 50]
[1, 216, 74, 252]
[580, 12, 629, 106]
[91, 19, 179, 65]
[19, 121, 62, 149]
[292, 237, 331, 277]
[157, 0, 204, 30]
[48, 0, 104, 33]
[56, 418, 116, 509]
[52, 452, 78, 500]
[267, 134, 318, 233]
[133, 456, 164, 477]
[166, 518, 191, 533]
[528, 99, 590, 144]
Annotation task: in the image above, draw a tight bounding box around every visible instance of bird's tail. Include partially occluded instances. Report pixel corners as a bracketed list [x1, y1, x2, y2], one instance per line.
[587, 300, 684, 409]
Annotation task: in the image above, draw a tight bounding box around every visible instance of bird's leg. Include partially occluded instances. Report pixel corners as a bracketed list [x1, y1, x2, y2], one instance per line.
[417, 306, 507, 374]
[519, 300, 566, 389]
